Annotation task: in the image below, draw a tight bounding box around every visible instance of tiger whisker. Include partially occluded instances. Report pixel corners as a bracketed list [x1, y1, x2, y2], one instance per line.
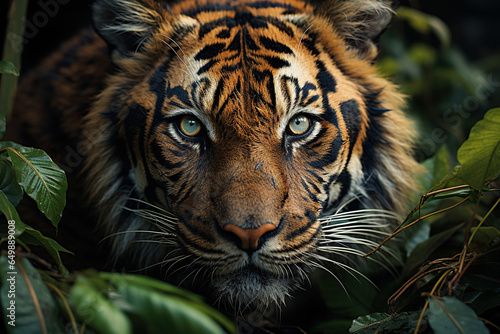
[126, 197, 174, 214]
[307, 259, 349, 296]
[161, 254, 193, 274]
[99, 229, 175, 243]
[310, 252, 375, 286]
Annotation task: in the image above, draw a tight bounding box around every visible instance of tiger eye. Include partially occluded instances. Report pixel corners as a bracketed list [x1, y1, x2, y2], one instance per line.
[179, 116, 201, 137]
[288, 115, 311, 135]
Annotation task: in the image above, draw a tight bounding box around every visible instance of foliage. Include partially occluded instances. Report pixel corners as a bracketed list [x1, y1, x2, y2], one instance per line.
[309, 108, 500, 334]
[0, 257, 236, 334]
[0, 115, 70, 272]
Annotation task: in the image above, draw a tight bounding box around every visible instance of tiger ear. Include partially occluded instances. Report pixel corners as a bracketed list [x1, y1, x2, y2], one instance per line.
[314, 0, 398, 58]
[92, 0, 168, 57]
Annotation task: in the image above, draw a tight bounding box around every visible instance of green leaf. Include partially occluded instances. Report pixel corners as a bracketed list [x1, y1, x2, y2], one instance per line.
[118, 283, 230, 334]
[429, 166, 467, 193]
[349, 311, 425, 333]
[102, 273, 204, 303]
[103, 273, 236, 333]
[70, 277, 132, 334]
[404, 221, 430, 257]
[0, 143, 67, 226]
[0, 190, 25, 236]
[20, 227, 71, 273]
[457, 108, 500, 191]
[0, 61, 19, 76]
[0, 160, 23, 207]
[428, 296, 489, 334]
[350, 313, 390, 332]
[0, 256, 64, 334]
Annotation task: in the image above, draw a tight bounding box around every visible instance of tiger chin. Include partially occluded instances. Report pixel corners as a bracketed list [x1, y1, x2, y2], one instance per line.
[11, 0, 419, 315]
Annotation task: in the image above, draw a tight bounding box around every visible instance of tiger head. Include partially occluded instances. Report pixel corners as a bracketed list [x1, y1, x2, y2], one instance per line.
[85, 0, 418, 309]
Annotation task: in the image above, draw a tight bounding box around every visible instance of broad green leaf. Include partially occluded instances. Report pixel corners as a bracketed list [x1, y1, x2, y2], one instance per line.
[457, 108, 500, 191]
[428, 296, 488, 334]
[429, 166, 466, 193]
[0, 256, 64, 334]
[350, 313, 390, 332]
[0, 114, 5, 139]
[20, 227, 71, 273]
[0, 191, 25, 236]
[0, 61, 19, 76]
[404, 220, 430, 257]
[0, 143, 67, 226]
[103, 273, 236, 333]
[0, 160, 23, 206]
[118, 283, 230, 334]
[102, 273, 204, 303]
[349, 311, 425, 333]
[70, 277, 132, 334]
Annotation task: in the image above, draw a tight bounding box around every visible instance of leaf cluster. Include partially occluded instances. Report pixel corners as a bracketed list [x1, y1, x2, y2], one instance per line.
[310, 109, 500, 334]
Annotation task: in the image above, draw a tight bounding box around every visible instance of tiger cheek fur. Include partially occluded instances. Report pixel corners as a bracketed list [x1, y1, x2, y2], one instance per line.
[10, 0, 419, 312]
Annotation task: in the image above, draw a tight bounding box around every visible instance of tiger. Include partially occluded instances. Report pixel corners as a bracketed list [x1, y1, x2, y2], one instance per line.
[8, 0, 419, 316]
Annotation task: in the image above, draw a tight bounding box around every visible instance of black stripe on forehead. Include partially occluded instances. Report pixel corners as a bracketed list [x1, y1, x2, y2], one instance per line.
[260, 36, 294, 54]
[246, 1, 297, 10]
[280, 76, 320, 115]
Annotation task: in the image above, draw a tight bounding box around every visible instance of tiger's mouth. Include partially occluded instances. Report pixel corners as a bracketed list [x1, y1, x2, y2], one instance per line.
[211, 263, 308, 309]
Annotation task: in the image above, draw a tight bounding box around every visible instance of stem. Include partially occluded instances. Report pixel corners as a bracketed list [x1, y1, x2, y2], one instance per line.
[45, 282, 79, 334]
[413, 269, 452, 334]
[17, 259, 48, 334]
[366, 196, 470, 257]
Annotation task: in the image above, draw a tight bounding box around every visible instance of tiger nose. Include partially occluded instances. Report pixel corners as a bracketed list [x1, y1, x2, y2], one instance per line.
[223, 224, 276, 250]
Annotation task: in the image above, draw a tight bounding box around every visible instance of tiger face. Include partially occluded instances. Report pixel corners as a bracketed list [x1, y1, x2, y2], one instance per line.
[86, 0, 418, 308]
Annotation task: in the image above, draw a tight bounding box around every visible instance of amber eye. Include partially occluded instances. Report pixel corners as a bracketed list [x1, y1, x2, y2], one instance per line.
[178, 115, 202, 137]
[288, 115, 311, 136]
